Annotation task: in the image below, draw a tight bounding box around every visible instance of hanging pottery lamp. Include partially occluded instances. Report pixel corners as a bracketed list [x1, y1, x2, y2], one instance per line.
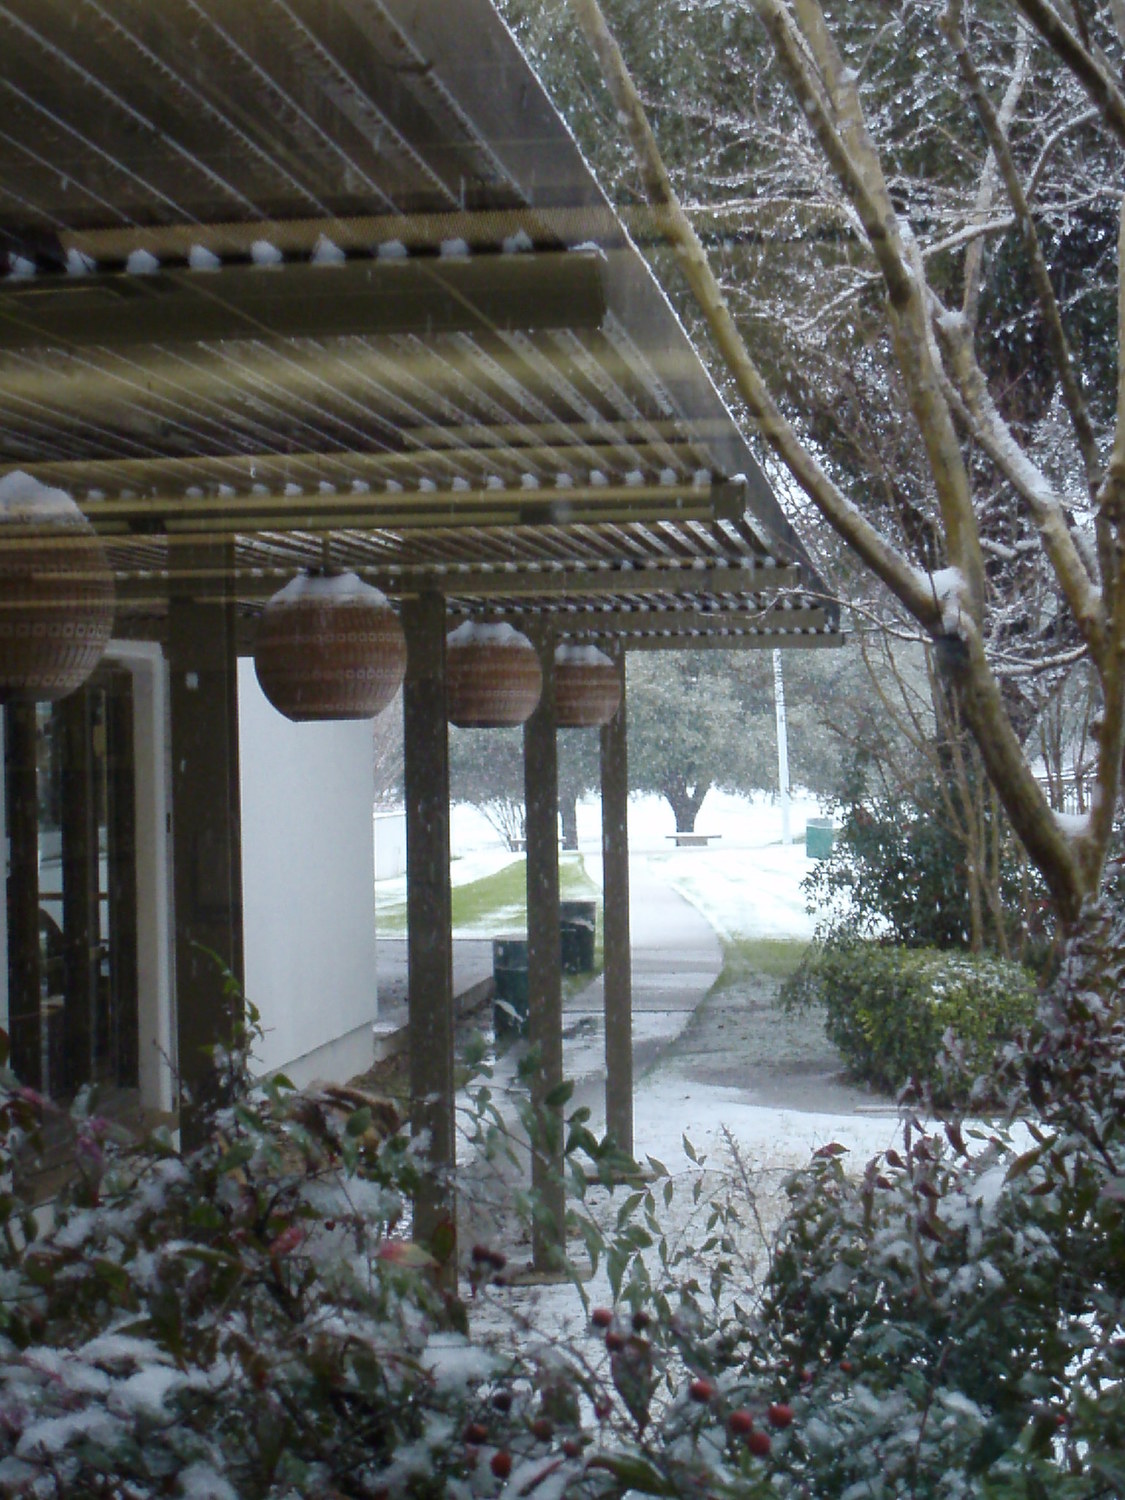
[446, 619, 542, 728]
[254, 569, 406, 721]
[554, 642, 621, 727]
[0, 469, 114, 702]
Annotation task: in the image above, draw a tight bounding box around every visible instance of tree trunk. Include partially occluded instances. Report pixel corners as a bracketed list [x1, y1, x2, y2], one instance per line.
[665, 781, 709, 833]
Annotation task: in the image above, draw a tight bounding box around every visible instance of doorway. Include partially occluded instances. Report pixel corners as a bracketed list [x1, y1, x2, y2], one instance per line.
[4, 666, 139, 1103]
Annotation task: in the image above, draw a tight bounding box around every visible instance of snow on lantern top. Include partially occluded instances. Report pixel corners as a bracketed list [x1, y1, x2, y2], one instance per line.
[253, 569, 406, 722]
[0, 469, 114, 703]
[446, 619, 542, 728]
[554, 642, 621, 727]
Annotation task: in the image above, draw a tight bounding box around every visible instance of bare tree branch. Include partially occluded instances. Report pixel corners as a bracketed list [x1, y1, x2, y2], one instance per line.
[1013, 0, 1125, 145]
[944, 1, 1103, 496]
[565, 0, 941, 630]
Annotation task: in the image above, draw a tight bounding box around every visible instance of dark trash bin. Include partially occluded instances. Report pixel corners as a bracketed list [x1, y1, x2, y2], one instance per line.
[492, 934, 529, 1036]
[559, 899, 597, 974]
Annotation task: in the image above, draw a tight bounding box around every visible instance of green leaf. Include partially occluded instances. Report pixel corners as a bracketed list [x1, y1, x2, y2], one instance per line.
[1004, 1147, 1042, 1183]
[682, 1135, 699, 1164]
[346, 1107, 373, 1137]
[584, 1455, 675, 1494]
[545, 1080, 575, 1109]
[217, 1141, 254, 1174]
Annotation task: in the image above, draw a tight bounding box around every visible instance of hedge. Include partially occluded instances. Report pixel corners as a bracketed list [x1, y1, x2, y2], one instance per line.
[793, 943, 1037, 1099]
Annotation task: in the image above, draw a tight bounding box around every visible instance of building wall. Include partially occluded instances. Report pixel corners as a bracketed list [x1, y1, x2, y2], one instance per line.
[237, 662, 378, 1087]
[374, 808, 407, 880]
[112, 642, 175, 1114]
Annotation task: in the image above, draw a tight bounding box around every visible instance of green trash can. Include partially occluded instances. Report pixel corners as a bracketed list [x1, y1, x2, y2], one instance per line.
[492, 934, 529, 1036]
[805, 816, 836, 859]
[559, 899, 597, 974]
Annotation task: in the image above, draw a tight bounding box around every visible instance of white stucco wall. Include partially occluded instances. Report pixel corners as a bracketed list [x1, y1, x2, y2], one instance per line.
[373, 808, 407, 879]
[237, 662, 377, 1086]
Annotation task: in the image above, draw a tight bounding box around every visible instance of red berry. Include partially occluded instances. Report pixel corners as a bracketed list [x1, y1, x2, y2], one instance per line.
[748, 1430, 772, 1457]
[562, 1437, 583, 1458]
[491, 1389, 513, 1413]
[490, 1450, 513, 1480]
[464, 1421, 488, 1445]
[689, 1377, 715, 1403]
[488, 1249, 508, 1270]
[728, 1409, 755, 1435]
[594, 1397, 612, 1420]
[632, 1309, 651, 1332]
[840, 1359, 854, 1374]
[605, 1329, 626, 1352]
[471, 1243, 492, 1263]
[767, 1402, 794, 1429]
[591, 1307, 614, 1328]
[530, 1416, 554, 1441]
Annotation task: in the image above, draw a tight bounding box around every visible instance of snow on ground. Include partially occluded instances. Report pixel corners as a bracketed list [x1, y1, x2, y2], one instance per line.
[429, 791, 914, 1340]
[631, 839, 817, 942]
[437, 790, 825, 941]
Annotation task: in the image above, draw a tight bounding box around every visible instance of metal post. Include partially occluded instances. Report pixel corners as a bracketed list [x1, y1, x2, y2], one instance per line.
[402, 593, 457, 1283]
[773, 648, 791, 846]
[600, 647, 633, 1158]
[523, 624, 565, 1270]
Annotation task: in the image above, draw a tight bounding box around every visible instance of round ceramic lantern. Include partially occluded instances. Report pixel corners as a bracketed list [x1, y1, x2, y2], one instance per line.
[446, 619, 542, 728]
[253, 569, 406, 721]
[555, 642, 621, 727]
[0, 469, 115, 703]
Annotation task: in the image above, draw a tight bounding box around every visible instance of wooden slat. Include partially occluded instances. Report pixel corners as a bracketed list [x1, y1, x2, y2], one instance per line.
[0, 252, 606, 351]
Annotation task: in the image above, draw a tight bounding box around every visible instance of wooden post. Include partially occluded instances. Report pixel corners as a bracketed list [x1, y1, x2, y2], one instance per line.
[523, 623, 565, 1270]
[600, 648, 633, 1158]
[167, 545, 244, 1145]
[4, 704, 41, 1089]
[402, 593, 457, 1282]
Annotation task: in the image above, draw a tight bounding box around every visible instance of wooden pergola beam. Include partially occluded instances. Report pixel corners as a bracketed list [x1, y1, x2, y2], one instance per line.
[107, 558, 796, 607]
[15, 438, 702, 497]
[620, 629, 848, 651]
[78, 481, 724, 535]
[0, 252, 606, 352]
[566, 606, 832, 635]
[58, 208, 625, 264]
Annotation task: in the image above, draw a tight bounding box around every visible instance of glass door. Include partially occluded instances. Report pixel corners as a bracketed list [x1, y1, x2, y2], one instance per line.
[4, 666, 138, 1102]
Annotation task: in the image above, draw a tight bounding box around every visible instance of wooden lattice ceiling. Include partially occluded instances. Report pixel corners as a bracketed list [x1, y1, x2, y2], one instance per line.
[0, 0, 840, 650]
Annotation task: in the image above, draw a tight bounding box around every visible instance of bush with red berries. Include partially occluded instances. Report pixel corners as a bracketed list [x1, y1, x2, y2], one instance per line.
[0, 999, 599, 1498]
[3, 896, 1125, 1498]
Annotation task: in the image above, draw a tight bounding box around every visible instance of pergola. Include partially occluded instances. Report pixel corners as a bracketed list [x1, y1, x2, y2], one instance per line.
[0, 0, 839, 1268]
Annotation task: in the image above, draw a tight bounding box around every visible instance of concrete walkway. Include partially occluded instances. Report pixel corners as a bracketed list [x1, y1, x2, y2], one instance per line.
[559, 858, 722, 1114]
[373, 857, 724, 1116]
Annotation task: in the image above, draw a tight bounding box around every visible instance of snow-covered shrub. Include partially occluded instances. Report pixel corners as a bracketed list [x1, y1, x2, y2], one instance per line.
[801, 770, 1045, 960]
[0, 1004, 597, 1499]
[786, 941, 1037, 1099]
[4, 896, 1125, 1499]
[584, 898, 1125, 1498]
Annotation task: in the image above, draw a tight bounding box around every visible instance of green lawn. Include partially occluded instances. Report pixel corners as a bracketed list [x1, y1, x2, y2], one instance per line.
[714, 935, 809, 989]
[375, 852, 601, 938]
